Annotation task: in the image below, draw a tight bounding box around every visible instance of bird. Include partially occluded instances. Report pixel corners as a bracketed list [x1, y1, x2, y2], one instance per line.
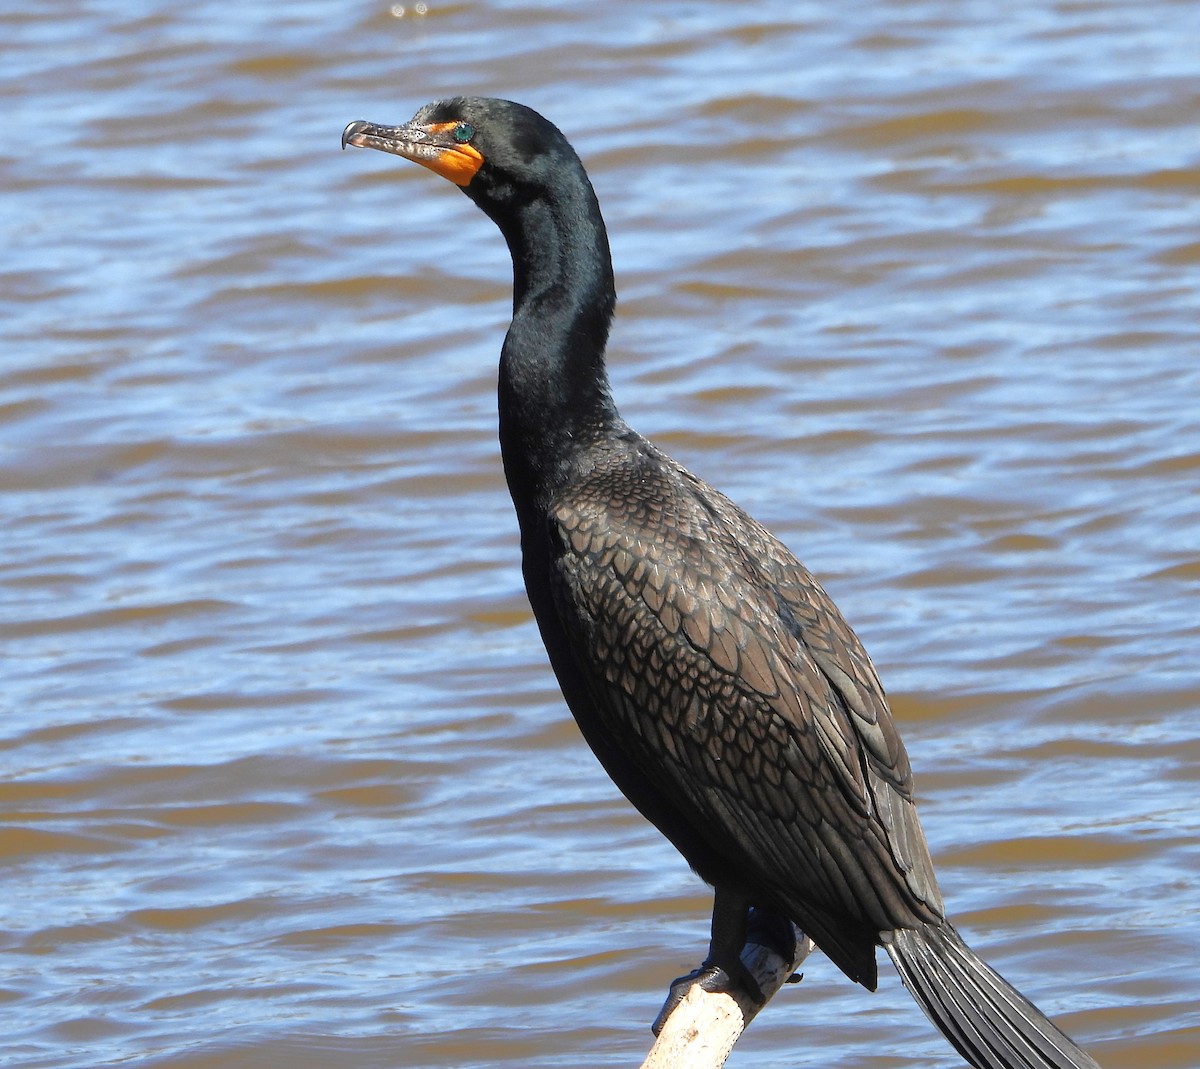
[341, 97, 1101, 1069]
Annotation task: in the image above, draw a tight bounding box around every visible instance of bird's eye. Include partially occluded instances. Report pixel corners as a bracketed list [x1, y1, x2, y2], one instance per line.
[453, 123, 475, 144]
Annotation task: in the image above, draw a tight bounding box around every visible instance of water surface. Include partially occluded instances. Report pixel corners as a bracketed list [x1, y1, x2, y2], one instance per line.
[2, 2, 1198, 1066]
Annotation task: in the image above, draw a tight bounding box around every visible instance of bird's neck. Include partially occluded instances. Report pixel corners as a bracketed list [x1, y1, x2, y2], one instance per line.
[493, 184, 621, 512]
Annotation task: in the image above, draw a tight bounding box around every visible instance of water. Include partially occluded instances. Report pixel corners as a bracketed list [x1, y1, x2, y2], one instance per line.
[2, 1, 1198, 1066]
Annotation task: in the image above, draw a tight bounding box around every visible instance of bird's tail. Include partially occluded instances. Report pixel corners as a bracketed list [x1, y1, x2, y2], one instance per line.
[885, 922, 1100, 1069]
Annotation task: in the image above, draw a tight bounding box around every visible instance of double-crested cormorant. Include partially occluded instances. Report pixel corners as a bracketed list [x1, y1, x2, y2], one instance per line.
[342, 98, 1101, 1069]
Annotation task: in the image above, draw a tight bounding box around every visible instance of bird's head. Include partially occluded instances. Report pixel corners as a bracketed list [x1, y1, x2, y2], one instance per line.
[342, 96, 579, 218]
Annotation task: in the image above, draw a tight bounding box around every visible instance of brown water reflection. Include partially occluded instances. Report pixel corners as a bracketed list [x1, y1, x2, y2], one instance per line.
[2, 1, 1198, 1067]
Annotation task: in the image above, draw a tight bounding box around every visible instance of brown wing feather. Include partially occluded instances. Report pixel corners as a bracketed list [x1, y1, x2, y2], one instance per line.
[547, 443, 944, 974]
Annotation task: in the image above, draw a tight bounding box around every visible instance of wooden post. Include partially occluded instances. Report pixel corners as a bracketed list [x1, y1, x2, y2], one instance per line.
[640, 917, 815, 1069]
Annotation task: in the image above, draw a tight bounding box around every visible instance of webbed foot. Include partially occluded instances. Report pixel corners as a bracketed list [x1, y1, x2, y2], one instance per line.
[651, 959, 766, 1035]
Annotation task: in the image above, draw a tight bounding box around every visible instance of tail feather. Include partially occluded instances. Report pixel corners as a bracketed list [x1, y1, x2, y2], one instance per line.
[886, 923, 1100, 1069]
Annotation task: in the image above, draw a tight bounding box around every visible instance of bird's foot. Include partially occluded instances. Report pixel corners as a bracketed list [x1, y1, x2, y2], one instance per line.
[652, 965, 731, 1035]
[651, 959, 766, 1035]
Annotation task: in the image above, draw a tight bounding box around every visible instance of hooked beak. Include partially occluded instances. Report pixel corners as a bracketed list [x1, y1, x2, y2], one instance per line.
[341, 118, 484, 187]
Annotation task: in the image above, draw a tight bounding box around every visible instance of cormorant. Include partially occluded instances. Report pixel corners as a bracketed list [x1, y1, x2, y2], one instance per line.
[341, 97, 1101, 1069]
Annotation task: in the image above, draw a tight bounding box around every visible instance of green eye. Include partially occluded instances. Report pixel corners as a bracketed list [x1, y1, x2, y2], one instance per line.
[453, 123, 475, 144]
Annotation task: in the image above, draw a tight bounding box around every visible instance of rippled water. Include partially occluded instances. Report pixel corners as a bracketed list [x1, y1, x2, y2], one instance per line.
[2, 2, 1198, 1066]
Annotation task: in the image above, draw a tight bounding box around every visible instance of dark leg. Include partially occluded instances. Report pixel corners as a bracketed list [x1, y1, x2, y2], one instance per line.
[744, 906, 798, 968]
[652, 887, 761, 1034]
[704, 885, 753, 976]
